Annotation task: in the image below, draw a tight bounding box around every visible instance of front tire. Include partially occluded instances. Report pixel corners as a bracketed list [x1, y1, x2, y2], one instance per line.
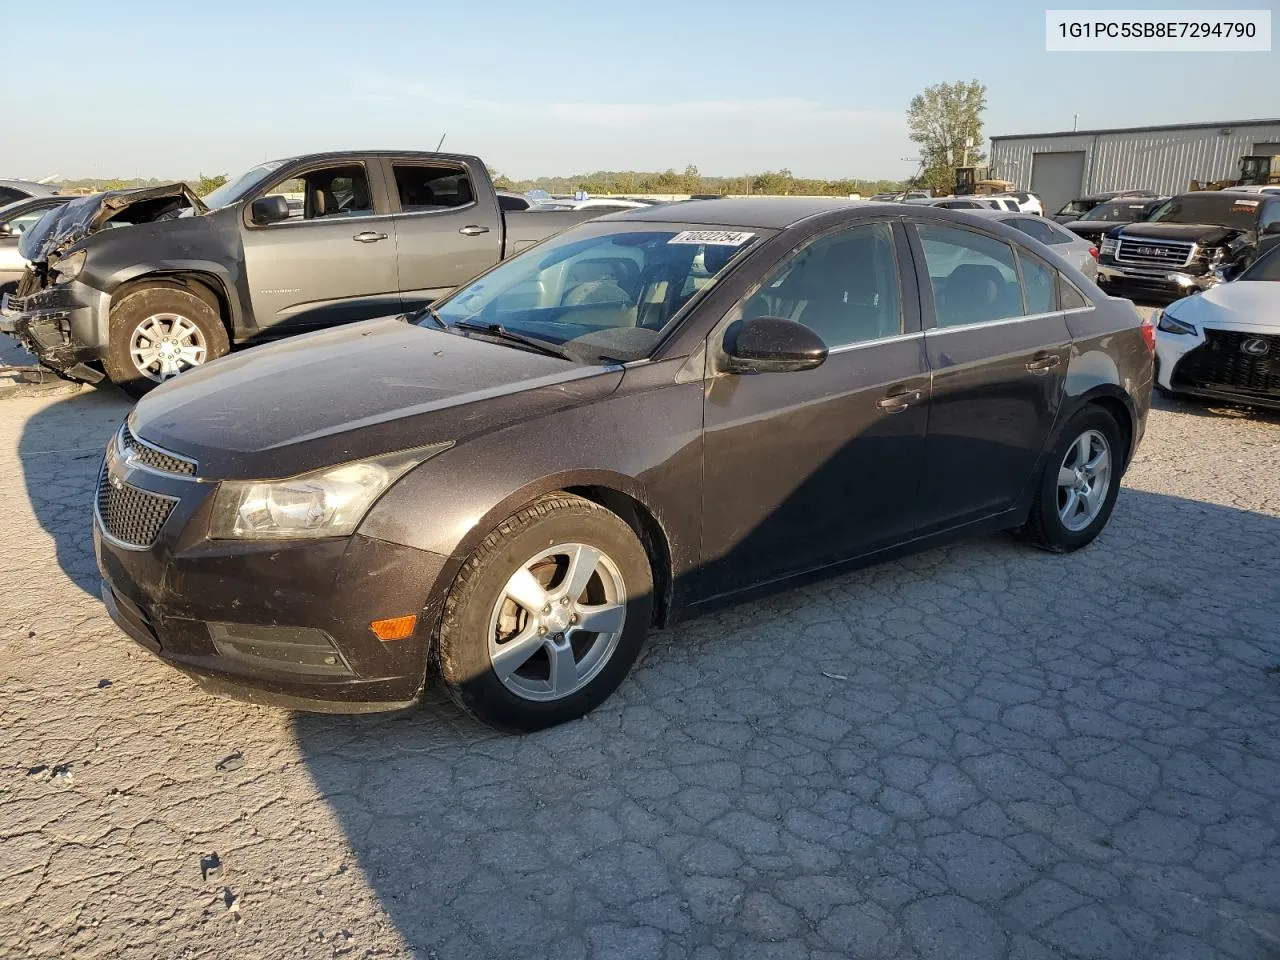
[103, 286, 229, 398]
[1019, 406, 1124, 553]
[435, 494, 654, 732]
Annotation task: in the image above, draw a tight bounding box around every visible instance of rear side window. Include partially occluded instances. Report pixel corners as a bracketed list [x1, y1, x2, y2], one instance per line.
[393, 164, 475, 211]
[1019, 252, 1057, 314]
[0, 187, 25, 206]
[917, 223, 1023, 328]
[1059, 275, 1089, 309]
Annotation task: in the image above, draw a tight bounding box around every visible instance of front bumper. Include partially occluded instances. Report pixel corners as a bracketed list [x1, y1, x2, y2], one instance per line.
[93, 449, 454, 712]
[1156, 326, 1280, 410]
[1097, 262, 1219, 299]
[1, 280, 110, 380]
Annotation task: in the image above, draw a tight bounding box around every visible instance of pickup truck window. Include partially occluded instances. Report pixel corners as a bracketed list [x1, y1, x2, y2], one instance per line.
[262, 164, 374, 221]
[393, 163, 475, 212]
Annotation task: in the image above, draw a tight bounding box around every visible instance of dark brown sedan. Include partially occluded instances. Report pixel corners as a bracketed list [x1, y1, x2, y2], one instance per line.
[95, 199, 1154, 730]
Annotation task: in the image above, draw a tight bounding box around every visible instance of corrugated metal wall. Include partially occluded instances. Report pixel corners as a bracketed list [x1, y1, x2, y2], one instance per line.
[990, 122, 1280, 198]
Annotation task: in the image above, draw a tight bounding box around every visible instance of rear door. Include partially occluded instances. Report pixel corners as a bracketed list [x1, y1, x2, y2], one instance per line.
[384, 158, 503, 311]
[906, 219, 1071, 530]
[240, 159, 401, 334]
[697, 219, 932, 596]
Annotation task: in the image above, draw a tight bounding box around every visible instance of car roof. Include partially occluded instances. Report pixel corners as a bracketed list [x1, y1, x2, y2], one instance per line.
[0, 178, 59, 196]
[601, 196, 870, 229]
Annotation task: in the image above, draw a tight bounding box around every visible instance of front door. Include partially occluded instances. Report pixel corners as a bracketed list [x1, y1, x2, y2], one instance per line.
[698, 220, 931, 598]
[241, 160, 401, 336]
[907, 220, 1071, 530]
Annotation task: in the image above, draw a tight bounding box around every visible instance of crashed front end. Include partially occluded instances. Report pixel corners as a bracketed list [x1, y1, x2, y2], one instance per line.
[0, 184, 207, 382]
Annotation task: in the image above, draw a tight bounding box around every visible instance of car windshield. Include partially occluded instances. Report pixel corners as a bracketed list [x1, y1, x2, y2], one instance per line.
[1057, 199, 1094, 217]
[1238, 245, 1280, 282]
[1082, 200, 1152, 222]
[427, 222, 763, 363]
[1147, 194, 1259, 229]
[200, 160, 287, 209]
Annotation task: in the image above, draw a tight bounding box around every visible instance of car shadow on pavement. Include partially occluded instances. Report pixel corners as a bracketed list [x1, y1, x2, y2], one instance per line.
[291, 488, 1280, 960]
[14, 384, 132, 596]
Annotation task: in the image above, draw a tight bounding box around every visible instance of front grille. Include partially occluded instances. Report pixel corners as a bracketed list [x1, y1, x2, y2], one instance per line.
[120, 424, 197, 476]
[1115, 237, 1196, 268]
[1173, 330, 1280, 396]
[96, 461, 177, 548]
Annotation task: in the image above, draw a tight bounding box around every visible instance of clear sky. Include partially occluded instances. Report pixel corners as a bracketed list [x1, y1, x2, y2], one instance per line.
[6, 0, 1276, 182]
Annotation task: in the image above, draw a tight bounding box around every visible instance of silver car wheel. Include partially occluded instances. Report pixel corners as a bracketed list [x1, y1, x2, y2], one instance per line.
[129, 313, 208, 382]
[1057, 428, 1111, 532]
[487, 542, 627, 702]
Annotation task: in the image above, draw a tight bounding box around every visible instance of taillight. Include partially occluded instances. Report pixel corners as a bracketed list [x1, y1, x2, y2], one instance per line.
[1140, 313, 1155, 353]
[1089, 245, 1099, 259]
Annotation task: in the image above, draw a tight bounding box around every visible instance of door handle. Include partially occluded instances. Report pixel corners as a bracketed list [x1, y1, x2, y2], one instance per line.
[1025, 355, 1062, 374]
[352, 231, 388, 243]
[458, 224, 491, 236]
[876, 389, 923, 413]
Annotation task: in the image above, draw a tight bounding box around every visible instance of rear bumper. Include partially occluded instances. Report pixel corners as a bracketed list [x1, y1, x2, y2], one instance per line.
[0, 281, 109, 379]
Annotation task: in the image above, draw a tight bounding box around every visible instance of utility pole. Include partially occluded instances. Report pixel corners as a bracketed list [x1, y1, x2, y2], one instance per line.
[1073, 114, 1079, 132]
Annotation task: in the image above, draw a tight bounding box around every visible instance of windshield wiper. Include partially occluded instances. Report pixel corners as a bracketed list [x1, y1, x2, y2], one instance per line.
[406, 304, 448, 329]
[453, 321, 570, 360]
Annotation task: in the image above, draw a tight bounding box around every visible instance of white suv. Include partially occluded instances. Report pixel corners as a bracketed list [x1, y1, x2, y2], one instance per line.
[996, 192, 1044, 215]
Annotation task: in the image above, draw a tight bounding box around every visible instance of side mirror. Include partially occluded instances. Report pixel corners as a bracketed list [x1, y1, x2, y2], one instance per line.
[0, 223, 13, 238]
[723, 316, 828, 374]
[1263, 221, 1280, 236]
[250, 195, 291, 225]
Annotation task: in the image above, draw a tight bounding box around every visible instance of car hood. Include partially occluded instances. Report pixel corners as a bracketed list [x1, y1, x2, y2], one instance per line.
[1062, 220, 1114, 237]
[131, 316, 624, 479]
[1165, 282, 1280, 331]
[1115, 222, 1245, 244]
[19, 183, 206, 262]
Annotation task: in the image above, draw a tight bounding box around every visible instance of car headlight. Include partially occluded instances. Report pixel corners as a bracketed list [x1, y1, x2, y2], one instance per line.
[52, 249, 87, 281]
[1100, 237, 1118, 256]
[1155, 309, 1196, 336]
[209, 442, 452, 539]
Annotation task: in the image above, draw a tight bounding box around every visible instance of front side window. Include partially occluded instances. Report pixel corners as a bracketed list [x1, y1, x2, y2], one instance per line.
[918, 223, 1023, 328]
[393, 164, 474, 212]
[739, 222, 902, 348]
[262, 164, 373, 221]
[430, 223, 761, 363]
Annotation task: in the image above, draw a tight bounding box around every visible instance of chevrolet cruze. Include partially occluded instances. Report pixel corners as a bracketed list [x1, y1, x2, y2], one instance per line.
[95, 199, 1153, 731]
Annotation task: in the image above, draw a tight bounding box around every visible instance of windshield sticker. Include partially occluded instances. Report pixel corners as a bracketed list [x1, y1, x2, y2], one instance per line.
[668, 230, 755, 246]
[1231, 199, 1260, 209]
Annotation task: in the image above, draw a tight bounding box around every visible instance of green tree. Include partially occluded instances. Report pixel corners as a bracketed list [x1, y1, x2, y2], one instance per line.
[906, 79, 987, 195]
[192, 172, 229, 196]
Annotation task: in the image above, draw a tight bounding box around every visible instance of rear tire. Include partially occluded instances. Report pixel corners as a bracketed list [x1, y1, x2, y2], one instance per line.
[1019, 406, 1124, 553]
[435, 493, 654, 732]
[103, 285, 229, 398]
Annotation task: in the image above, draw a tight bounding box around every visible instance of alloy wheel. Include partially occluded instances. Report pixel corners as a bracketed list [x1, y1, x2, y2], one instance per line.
[487, 542, 627, 702]
[130, 313, 209, 382]
[1057, 428, 1112, 532]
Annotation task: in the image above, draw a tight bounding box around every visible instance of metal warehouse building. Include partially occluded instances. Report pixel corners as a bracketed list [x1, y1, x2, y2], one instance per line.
[989, 118, 1280, 217]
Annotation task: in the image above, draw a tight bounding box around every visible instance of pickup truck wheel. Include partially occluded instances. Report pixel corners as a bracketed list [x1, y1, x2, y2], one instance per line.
[435, 494, 654, 732]
[104, 286, 229, 398]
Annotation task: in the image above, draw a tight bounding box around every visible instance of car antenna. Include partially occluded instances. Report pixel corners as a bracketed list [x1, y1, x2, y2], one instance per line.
[435, 133, 447, 151]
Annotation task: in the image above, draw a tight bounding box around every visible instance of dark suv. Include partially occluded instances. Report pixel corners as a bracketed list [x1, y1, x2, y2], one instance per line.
[1097, 191, 1280, 300]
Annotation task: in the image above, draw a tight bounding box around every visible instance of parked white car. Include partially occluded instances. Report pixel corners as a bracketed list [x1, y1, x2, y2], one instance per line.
[996, 192, 1044, 216]
[1154, 245, 1280, 409]
[1222, 184, 1280, 197]
[538, 198, 656, 211]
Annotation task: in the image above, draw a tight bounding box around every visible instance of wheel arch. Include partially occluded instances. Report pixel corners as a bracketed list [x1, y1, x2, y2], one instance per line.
[108, 268, 238, 337]
[1066, 384, 1137, 471]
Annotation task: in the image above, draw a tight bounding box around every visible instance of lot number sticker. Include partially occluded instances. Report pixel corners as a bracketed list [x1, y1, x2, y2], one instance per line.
[668, 230, 755, 246]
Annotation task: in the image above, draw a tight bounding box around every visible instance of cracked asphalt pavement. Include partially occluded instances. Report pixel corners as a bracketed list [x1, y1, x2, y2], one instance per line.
[2, 321, 1279, 959]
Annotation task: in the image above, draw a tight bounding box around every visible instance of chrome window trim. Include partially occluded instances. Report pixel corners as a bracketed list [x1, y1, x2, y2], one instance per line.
[924, 306, 1092, 336]
[827, 330, 921, 355]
